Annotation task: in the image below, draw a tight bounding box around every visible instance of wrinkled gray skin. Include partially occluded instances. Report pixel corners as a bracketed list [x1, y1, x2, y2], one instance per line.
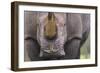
[24, 11, 90, 61]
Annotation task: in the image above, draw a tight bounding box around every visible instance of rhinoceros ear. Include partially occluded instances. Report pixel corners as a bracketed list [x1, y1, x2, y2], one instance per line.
[44, 12, 57, 40]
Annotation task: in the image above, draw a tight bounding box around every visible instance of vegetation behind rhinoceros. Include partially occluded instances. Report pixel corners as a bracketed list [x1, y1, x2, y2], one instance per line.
[80, 34, 90, 59]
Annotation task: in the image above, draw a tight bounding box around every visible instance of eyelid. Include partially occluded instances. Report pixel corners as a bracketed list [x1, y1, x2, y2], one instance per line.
[54, 13, 66, 26]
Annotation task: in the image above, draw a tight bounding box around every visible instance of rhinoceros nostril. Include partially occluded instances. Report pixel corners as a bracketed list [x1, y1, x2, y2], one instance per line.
[44, 12, 57, 40]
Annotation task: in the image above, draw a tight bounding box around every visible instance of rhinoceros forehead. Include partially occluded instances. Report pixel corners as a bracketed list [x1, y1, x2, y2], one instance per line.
[38, 12, 66, 26]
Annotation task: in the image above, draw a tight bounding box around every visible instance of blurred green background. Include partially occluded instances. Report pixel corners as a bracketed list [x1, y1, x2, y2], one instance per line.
[80, 34, 90, 59]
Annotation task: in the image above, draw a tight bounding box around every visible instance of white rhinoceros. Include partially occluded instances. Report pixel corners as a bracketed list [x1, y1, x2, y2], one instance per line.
[24, 11, 90, 61]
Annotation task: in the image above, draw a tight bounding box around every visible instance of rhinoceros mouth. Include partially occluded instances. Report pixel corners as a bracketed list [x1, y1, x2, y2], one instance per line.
[41, 43, 59, 53]
[39, 42, 65, 58]
[39, 48, 65, 58]
[42, 48, 59, 53]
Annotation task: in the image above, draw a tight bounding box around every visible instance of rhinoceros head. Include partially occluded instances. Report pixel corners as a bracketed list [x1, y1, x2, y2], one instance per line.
[37, 12, 67, 59]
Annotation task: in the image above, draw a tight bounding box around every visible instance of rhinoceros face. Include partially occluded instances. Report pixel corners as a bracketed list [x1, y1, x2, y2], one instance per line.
[37, 12, 67, 59]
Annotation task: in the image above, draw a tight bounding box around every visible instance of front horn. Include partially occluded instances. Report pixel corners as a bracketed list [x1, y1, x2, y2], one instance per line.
[44, 12, 57, 40]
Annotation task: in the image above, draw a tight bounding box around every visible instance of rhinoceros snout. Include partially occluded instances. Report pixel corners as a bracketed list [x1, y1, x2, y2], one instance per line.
[39, 44, 65, 59]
